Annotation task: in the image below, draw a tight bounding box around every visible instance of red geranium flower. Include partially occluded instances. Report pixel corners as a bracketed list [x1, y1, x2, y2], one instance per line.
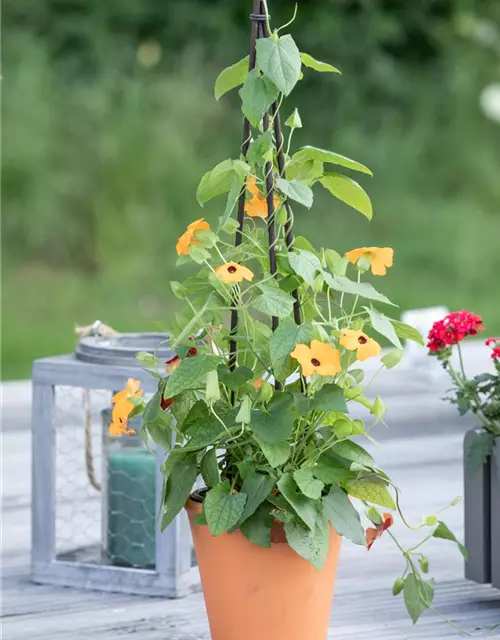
[427, 310, 484, 353]
[486, 338, 500, 359]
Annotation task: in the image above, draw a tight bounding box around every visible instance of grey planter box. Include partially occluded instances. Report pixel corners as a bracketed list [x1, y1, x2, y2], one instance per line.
[464, 428, 500, 587]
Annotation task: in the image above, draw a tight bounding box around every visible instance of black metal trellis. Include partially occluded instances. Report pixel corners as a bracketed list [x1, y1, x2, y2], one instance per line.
[229, 1, 303, 392]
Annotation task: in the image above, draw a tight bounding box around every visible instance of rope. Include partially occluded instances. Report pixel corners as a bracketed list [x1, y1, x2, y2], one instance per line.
[75, 320, 118, 492]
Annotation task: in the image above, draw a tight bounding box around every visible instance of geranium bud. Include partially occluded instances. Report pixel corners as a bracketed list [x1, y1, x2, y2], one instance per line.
[205, 370, 221, 404]
[236, 395, 252, 424]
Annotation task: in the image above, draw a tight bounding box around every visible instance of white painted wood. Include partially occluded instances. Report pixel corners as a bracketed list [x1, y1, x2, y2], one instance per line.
[31, 383, 56, 574]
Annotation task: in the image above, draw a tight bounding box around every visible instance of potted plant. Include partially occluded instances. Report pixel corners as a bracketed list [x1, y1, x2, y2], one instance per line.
[112, 3, 466, 637]
[427, 312, 500, 587]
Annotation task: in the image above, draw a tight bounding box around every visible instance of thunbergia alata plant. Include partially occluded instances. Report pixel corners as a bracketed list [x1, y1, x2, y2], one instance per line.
[428, 310, 500, 467]
[112, 4, 466, 628]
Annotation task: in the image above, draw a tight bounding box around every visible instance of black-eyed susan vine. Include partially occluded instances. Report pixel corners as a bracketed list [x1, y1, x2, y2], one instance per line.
[113, 2, 467, 630]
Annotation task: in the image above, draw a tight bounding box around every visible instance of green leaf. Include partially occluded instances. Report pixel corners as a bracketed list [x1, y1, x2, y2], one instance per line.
[368, 306, 402, 348]
[284, 512, 330, 570]
[250, 392, 295, 444]
[313, 455, 356, 485]
[324, 273, 395, 306]
[275, 177, 313, 208]
[293, 468, 324, 500]
[293, 145, 371, 176]
[220, 181, 244, 228]
[197, 159, 249, 206]
[217, 364, 254, 390]
[404, 574, 434, 624]
[285, 108, 302, 129]
[320, 173, 372, 219]
[200, 448, 219, 488]
[269, 318, 315, 382]
[391, 320, 424, 345]
[300, 52, 341, 75]
[204, 481, 247, 536]
[258, 440, 291, 468]
[161, 453, 198, 530]
[277, 473, 319, 530]
[214, 55, 249, 100]
[247, 130, 274, 166]
[323, 485, 365, 546]
[183, 408, 239, 451]
[466, 434, 494, 473]
[239, 69, 279, 127]
[288, 249, 322, 287]
[240, 470, 275, 523]
[346, 479, 396, 509]
[135, 351, 160, 368]
[382, 349, 404, 369]
[240, 504, 274, 548]
[330, 440, 376, 467]
[432, 521, 468, 559]
[256, 34, 301, 96]
[309, 384, 348, 413]
[165, 355, 221, 399]
[252, 285, 295, 319]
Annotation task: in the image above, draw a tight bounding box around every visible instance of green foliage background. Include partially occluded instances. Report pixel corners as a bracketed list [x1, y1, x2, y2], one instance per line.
[3, 0, 500, 379]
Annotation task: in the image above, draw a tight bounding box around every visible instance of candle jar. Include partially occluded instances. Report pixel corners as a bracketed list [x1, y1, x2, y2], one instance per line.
[101, 408, 156, 568]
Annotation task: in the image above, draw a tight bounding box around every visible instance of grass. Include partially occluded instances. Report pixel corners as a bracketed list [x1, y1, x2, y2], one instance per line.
[2, 35, 500, 380]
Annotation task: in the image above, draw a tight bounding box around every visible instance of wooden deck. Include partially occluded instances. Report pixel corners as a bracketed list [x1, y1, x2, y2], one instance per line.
[3, 398, 500, 639]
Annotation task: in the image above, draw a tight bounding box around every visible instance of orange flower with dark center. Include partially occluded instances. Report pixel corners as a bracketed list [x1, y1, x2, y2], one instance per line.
[176, 218, 210, 256]
[366, 513, 394, 550]
[244, 176, 280, 219]
[340, 329, 381, 362]
[214, 262, 254, 283]
[290, 340, 341, 377]
[346, 247, 394, 276]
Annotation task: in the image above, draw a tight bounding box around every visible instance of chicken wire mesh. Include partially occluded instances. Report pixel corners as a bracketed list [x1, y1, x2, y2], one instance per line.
[54, 385, 156, 569]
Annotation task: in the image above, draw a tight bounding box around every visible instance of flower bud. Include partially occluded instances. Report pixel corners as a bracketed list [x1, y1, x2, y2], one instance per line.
[236, 395, 252, 424]
[392, 577, 405, 596]
[205, 370, 221, 404]
[419, 556, 429, 574]
[258, 380, 274, 404]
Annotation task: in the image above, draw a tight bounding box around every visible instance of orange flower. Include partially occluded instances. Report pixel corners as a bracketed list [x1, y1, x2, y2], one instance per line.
[111, 378, 144, 404]
[340, 329, 381, 362]
[366, 513, 394, 550]
[253, 378, 263, 389]
[244, 176, 280, 219]
[346, 247, 394, 276]
[109, 398, 136, 436]
[290, 340, 341, 377]
[109, 378, 143, 436]
[176, 218, 210, 256]
[214, 262, 254, 283]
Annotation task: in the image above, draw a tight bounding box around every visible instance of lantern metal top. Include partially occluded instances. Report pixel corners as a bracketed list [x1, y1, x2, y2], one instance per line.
[75, 332, 172, 367]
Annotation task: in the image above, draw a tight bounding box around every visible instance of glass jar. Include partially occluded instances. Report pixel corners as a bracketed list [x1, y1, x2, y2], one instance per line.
[101, 408, 156, 568]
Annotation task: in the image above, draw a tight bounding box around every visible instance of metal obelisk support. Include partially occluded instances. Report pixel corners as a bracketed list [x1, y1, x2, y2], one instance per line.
[229, 1, 304, 393]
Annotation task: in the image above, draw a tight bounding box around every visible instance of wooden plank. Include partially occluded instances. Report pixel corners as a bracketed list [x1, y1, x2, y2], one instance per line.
[3, 425, 500, 638]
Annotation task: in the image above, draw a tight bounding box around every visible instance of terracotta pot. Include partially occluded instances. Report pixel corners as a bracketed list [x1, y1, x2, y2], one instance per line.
[186, 495, 342, 640]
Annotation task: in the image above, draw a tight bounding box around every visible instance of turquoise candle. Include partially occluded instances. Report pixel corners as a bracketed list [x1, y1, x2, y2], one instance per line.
[104, 426, 156, 568]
